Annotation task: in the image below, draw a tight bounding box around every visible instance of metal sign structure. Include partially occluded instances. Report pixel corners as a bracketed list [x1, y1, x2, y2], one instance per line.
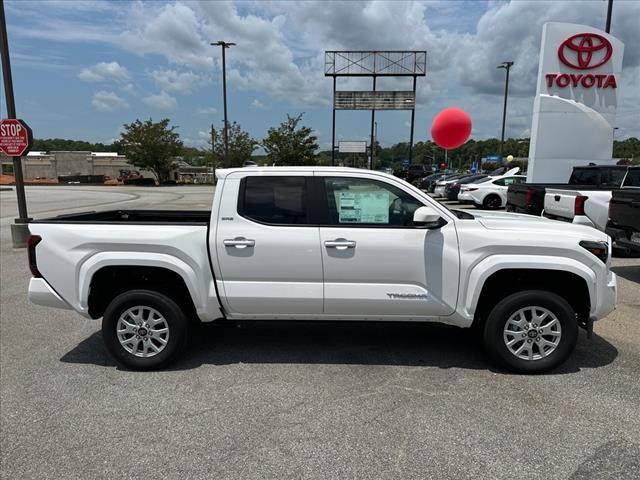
[325, 51, 426, 168]
[338, 141, 367, 153]
[334, 91, 415, 110]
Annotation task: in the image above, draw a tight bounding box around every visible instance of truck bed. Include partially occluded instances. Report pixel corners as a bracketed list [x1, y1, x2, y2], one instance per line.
[31, 210, 211, 225]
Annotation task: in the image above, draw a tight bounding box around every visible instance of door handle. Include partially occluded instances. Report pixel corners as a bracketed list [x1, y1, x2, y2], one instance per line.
[324, 239, 356, 250]
[223, 237, 255, 248]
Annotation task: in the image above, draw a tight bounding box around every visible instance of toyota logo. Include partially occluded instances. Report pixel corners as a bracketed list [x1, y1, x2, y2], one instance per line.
[558, 33, 613, 70]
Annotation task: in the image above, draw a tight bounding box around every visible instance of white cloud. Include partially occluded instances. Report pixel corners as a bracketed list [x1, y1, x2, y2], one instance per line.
[119, 2, 213, 70]
[91, 91, 128, 111]
[79, 61, 130, 83]
[9, 0, 640, 140]
[148, 68, 210, 95]
[251, 99, 265, 109]
[143, 90, 177, 110]
[197, 106, 218, 114]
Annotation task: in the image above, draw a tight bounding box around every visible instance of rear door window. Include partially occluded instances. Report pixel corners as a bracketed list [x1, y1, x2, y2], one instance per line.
[602, 169, 627, 187]
[623, 169, 640, 187]
[239, 176, 309, 225]
[569, 169, 600, 185]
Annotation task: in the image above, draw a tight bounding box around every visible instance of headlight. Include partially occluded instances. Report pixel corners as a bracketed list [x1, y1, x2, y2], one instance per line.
[579, 240, 608, 264]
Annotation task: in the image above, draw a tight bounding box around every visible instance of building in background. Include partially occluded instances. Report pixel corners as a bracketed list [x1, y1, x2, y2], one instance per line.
[0, 151, 154, 181]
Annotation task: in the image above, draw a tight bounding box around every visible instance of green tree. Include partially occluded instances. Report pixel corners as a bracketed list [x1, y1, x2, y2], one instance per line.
[207, 122, 257, 168]
[262, 113, 318, 165]
[120, 118, 183, 182]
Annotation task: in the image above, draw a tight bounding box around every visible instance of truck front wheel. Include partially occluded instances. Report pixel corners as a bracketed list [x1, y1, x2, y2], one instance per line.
[482, 290, 578, 373]
[102, 290, 189, 370]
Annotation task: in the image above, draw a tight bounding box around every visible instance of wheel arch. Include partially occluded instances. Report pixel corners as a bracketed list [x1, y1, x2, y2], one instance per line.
[464, 255, 595, 326]
[79, 252, 222, 321]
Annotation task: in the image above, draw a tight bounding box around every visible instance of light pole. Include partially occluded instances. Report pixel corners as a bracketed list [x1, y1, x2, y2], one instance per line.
[497, 61, 514, 160]
[211, 40, 235, 162]
[605, 0, 613, 33]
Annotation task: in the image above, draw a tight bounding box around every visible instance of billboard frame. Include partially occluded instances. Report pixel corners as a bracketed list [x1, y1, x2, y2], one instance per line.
[325, 51, 427, 168]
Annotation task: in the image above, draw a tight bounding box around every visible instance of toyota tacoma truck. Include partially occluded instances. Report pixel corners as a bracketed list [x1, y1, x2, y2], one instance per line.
[27, 167, 617, 373]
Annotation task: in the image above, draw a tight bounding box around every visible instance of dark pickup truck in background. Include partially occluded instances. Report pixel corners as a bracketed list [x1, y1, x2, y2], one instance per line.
[506, 165, 636, 216]
[606, 189, 640, 254]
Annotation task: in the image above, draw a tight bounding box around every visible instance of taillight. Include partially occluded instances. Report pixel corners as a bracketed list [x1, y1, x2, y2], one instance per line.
[526, 188, 534, 206]
[574, 196, 588, 216]
[27, 234, 42, 278]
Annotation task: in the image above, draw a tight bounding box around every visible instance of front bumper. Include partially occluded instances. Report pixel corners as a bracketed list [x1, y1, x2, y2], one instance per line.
[591, 271, 617, 321]
[28, 278, 71, 310]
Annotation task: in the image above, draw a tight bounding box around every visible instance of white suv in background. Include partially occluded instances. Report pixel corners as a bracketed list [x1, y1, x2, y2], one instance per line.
[459, 173, 526, 209]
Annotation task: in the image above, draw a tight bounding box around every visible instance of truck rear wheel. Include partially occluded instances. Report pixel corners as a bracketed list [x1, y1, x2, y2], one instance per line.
[102, 290, 189, 370]
[482, 290, 578, 373]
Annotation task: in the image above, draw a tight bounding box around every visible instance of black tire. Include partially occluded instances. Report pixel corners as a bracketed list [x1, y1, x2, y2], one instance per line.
[482, 194, 502, 210]
[102, 289, 190, 370]
[482, 290, 578, 374]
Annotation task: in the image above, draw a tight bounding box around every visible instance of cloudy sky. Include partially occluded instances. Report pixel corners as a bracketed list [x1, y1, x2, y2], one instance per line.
[3, 0, 639, 151]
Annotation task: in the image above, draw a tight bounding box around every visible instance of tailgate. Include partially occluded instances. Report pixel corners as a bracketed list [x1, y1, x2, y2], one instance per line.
[544, 189, 582, 220]
[506, 185, 528, 208]
[610, 190, 640, 231]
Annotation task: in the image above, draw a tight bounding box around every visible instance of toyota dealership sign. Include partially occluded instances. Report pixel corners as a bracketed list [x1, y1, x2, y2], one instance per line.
[527, 23, 624, 183]
[546, 33, 617, 89]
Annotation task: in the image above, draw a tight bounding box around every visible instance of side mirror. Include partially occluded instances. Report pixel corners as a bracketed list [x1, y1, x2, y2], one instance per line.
[413, 206, 446, 229]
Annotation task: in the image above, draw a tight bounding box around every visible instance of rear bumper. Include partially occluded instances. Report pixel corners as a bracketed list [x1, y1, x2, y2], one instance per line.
[28, 278, 71, 310]
[544, 212, 596, 229]
[607, 226, 640, 252]
[592, 271, 617, 321]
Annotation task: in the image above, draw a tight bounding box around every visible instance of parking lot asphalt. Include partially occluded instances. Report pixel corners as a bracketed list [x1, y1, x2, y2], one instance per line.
[1, 186, 639, 479]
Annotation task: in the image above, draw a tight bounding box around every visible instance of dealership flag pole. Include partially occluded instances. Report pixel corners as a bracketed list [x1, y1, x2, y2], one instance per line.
[0, 0, 31, 247]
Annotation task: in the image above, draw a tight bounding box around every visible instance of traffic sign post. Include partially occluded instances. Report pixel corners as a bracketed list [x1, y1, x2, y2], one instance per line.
[0, 119, 32, 156]
[1, 2, 32, 247]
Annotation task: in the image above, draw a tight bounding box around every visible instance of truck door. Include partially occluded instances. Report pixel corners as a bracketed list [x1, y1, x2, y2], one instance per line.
[214, 172, 323, 316]
[316, 173, 459, 318]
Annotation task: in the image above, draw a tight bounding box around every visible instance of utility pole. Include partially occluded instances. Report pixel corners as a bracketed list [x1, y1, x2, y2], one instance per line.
[497, 61, 514, 160]
[1, 0, 31, 247]
[210, 123, 215, 183]
[373, 121, 377, 170]
[211, 41, 235, 162]
[605, 0, 613, 33]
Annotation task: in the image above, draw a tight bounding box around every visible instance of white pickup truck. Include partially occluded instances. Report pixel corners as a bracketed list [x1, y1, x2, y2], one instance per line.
[27, 167, 617, 373]
[543, 166, 640, 232]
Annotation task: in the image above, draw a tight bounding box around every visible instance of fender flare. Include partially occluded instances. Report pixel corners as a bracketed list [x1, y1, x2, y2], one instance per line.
[462, 254, 597, 318]
[77, 252, 221, 321]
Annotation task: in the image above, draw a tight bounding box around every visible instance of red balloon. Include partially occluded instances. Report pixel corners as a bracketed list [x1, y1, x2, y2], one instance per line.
[431, 108, 472, 149]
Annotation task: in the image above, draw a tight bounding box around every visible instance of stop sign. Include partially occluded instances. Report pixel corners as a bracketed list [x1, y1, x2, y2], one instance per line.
[0, 119, 33, 157]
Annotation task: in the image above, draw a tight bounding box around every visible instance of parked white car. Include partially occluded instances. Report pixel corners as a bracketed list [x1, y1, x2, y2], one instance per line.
[433, 175, 465, 198]
[27, 167, 616, 373]
[459, 171, 526, 209]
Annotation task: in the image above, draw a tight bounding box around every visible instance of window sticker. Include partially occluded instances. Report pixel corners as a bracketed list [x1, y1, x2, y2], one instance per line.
[337, 190, 390, 223]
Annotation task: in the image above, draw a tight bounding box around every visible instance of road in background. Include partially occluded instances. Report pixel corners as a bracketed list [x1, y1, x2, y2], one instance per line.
[1, 186, 639, 479]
